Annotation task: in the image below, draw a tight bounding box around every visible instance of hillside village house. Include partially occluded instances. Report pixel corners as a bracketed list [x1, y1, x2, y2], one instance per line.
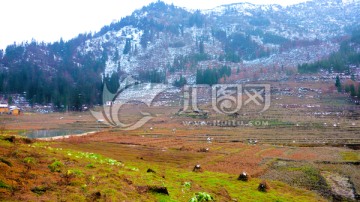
[0, 104, 9, 114]
[9, 106, 20, 115]
[0, 104, 21, 115]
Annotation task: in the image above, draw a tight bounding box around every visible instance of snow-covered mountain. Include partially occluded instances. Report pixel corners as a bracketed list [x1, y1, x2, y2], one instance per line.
[0, 0, 359, 106]
[73, 0, 360, 77]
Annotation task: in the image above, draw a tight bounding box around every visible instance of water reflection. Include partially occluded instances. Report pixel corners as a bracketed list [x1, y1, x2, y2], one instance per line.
[25, 130, 86, 139]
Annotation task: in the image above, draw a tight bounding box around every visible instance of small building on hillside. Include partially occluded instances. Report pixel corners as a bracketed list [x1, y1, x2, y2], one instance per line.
[9, 106, 20, 115]
[0, 104, 9, 114]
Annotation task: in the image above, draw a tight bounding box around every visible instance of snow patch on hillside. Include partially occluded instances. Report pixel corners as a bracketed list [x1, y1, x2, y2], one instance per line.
[78, 26, 144, 75]
[202, 3, 282, 15]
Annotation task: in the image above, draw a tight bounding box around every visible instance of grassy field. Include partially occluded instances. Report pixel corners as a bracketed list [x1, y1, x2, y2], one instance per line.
[0, 80, 359, 201]
[0, 135, 326, 201]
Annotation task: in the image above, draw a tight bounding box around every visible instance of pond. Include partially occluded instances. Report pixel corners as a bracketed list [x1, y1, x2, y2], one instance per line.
[25, 129, 88, 139]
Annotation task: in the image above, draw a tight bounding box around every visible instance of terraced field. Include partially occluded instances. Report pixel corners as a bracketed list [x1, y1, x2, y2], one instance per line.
[1, 80, 359, 201]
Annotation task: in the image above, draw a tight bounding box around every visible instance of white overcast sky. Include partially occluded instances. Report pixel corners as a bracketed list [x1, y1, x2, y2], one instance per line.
[0, 0, 308, 50]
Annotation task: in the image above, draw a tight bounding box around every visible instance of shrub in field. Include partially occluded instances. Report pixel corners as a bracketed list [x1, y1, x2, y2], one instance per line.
[238, 172, 250, 182]
[22, 138, 33, 144]
[48, 160, 63, 172]
[179, 146, 193, 151]
[4, 136, 16, 143]
[67, 169, 83, 177]
[61, 169, 83, 185]
[23, 157, 36, 164]
[81, 184, 87, 192]
[9, 149, 21, 158]
[136, 185, 169, 195]
[193, 164, 203, 172]
[258, 180, 270, 192]
[0, 180, 11, 190]
[31, 186, 48, 195]
[66, 151, 123, 167]
[90, 191, 102, 200]
[23, 157, 36, 170]
[147, 168, 156, 173]
[183, 182, 192, 189]
[198, 148, 209, 152]
[189, 192, 213, 202]
[126, 166, 139, 171]
[86, 163, 95, 169]
[0, 157, 12, 167]
[149, 186, 169, 195]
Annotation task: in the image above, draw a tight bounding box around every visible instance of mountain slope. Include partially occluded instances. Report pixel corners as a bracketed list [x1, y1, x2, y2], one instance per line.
[0, 0, 359, 108]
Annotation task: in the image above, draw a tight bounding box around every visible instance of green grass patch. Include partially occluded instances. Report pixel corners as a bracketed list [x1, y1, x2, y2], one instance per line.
[86, 163, 95, 169]
[31, 186, 48, 195]
[0, 137, 326, 201]
[0, 157, 12, 167]
[0, 139, 13, 147]
[48, 160, 64, 172]
[0, 180, 11, 190]
[340, 151, 359, 161]
[23, 157, 36, 164]
[67, 169, 84, 177]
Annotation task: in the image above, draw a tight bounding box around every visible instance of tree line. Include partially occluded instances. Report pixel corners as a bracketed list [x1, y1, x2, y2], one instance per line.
[335, 75, 360, 98]
[196, 66, 232, 85]
[298, 30, 360, 74]
[0, 40, 106, 110]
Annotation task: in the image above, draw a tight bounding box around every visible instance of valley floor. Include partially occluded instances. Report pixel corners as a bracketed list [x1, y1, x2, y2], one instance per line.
[0, 80, 359, 201]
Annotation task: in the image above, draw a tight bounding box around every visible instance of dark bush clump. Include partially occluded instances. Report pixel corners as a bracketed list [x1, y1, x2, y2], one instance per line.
[0, 157, 12, 167]
[147, 168, 156, 173]
[258, 180, 270, 192]
[48, 160, 63, 172]
[238, 172, 250, 182]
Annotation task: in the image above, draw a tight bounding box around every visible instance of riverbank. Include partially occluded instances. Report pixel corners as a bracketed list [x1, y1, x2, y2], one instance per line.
[39, 131, 98, 141]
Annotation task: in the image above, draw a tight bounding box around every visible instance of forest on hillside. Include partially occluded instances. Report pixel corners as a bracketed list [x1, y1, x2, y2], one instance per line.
[298, 30, 360, 74]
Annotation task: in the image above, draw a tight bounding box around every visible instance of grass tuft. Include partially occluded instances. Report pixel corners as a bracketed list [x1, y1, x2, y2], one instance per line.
[48, 160, 64, 172]
[0, 180, 11, 190]
[0, 157, 12, 167]
[340, 152, 359, 162]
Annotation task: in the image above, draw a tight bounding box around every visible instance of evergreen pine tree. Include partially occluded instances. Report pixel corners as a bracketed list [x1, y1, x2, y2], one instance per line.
[123, 39, 131, 54]
[199, 40, 204, 54]
[335, 75, 341, 92]
[113, 48, 119, 61]
[350, 84, 356, 97]
[351, 74, 355, 81]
